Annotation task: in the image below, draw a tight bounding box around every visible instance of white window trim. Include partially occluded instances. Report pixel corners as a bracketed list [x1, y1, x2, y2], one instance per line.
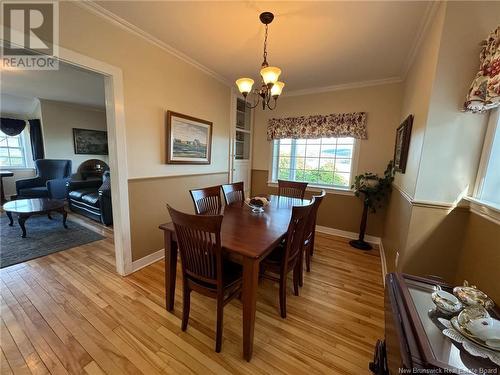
[468, 107, 500, 223]
[0, 127, 34, 170]
[267, 138, 360, 196]
[463, 197, 500, 226]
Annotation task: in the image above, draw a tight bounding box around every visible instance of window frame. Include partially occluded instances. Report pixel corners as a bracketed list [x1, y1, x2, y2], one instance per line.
[267, 137, 360, 194]
[467, 107, 500, 224]
[0, 128, 34, 170]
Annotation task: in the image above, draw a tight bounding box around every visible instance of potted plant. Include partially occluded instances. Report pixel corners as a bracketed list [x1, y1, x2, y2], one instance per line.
[350, 161, 395, 250]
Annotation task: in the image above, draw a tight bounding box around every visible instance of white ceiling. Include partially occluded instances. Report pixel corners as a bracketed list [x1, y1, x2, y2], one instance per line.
[0, 61, 105, 114]
[0, 94, 38, 117]
[95, 1, 432, 92]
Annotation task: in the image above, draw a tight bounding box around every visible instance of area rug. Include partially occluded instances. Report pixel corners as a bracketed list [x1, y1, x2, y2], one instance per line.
[0, 214, 104, 268]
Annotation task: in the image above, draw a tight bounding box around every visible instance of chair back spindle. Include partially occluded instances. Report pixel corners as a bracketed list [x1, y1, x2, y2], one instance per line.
[221, 182, 245, 205]
[167, 205, 223, 286]
[304, 190, 326, 243]
[278, 180, 308, 200]
[282, 200, 314, 271]
[190, 185, 222, 215]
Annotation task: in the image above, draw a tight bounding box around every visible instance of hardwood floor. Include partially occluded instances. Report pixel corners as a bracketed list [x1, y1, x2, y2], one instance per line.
[1, 215, 384, 374]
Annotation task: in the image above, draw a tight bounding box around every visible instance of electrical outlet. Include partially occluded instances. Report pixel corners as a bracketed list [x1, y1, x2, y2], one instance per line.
[395, 251, 400, 268]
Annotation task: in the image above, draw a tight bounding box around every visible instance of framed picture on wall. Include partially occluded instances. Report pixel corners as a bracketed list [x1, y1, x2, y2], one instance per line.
[393, 115, 413, 173]
[73, 128, 108, 155]
[166, 111, 212, 164]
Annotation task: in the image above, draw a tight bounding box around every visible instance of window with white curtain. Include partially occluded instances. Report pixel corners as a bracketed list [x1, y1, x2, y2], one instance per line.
[270, 137, 358, 189]
[474, 109, 500, 209]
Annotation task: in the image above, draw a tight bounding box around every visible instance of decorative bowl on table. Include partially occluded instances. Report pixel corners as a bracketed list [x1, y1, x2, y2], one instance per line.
[244, 197, 269, 213]
[453, 280, 494, 309]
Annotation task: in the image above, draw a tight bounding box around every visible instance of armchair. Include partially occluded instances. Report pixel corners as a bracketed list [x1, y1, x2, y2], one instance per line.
[16, 159, 72, 199]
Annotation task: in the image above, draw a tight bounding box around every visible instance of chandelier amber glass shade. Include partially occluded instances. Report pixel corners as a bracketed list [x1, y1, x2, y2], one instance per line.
[260, 66, 281, 85]
[235, 78, 255, 95]
[271, 81, 285, 97]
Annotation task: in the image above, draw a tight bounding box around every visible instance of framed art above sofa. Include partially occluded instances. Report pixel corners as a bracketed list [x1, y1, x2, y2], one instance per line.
[73, 128, 108, 155]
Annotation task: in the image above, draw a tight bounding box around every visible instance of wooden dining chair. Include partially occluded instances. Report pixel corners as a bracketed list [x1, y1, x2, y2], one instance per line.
[261, 200, 314, 318]
[190, 185, 222, 215]
[167, 205, 242, 353]
[299, 190, 326, 286]
[221, 181, 245, 205]
[278, 179, 308, 199]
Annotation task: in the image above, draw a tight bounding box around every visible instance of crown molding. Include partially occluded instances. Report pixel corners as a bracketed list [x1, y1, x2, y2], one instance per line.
[283, 77, 403, 97]
[76, 1, 231, 87]
[400, 1, 441, 80]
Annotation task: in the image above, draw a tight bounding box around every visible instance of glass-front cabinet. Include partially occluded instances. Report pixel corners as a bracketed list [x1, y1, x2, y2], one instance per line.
[231, 96, 252, 196]
[235, 98, 251, 160]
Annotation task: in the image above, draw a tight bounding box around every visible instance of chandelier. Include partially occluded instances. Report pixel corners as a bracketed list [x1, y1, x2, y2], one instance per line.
[235, 12, 284, 110]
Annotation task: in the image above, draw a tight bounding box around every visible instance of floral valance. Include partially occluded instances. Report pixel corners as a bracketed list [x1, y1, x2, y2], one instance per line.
[267, 112, 367, 140]
[464, 26, 500, 113]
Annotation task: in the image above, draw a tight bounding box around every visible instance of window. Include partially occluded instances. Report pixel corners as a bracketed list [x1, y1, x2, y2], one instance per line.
[0, 130, 30, 168]
[271, 137, 357, 189]
[474, 109, 500, 209]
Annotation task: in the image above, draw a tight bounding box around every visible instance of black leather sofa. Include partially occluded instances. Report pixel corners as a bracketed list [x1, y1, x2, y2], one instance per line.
[66, 171, 113, 226]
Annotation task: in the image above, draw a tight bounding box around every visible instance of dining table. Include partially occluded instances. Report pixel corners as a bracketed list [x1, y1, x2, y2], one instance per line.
[159, 194, 310, 361]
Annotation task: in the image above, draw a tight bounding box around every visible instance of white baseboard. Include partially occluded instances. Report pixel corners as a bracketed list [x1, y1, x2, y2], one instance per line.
[131, 248, 164, 273]
[315, 225, 386, 285]
[379, 240, 387, 286]
[315, 225, 381, 245]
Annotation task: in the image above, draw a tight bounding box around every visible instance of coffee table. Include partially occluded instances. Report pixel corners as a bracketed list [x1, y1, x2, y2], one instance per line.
[3, 198, 68, 238]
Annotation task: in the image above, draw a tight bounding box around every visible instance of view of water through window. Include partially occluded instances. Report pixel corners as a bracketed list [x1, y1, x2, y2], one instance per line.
[272, 137, 355, 188]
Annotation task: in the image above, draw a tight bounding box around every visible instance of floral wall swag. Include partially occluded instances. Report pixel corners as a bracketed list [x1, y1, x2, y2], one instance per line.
[464, 26, 500, 113]
[267, 112, 367, 140]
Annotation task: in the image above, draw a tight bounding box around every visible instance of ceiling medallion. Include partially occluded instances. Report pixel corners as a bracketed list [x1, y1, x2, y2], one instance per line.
[235, 11, 284, 110]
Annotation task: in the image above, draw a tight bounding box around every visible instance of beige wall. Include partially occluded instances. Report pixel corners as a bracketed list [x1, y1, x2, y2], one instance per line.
[60, 3, 231, 180]
[402, 205, 469, 281]
[414, 2, 499, 203]
[382, 188, 412, 273]
[456, 212, 500, 303]
[394, 2, 445, 198]
[252, 83, 403, 236]
[58, 3, 231, 259]
[253, 83, 403, 175]
[128, 173, 228, 261]
[383, 2, 500, 298]
[40, 99, 109, 173]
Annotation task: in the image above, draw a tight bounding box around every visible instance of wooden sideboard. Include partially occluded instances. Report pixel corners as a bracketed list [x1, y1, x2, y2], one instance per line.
[370, 273, 500, 374]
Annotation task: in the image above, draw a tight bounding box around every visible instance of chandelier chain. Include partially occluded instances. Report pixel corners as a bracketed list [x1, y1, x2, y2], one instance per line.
[263, 23, 268, 65]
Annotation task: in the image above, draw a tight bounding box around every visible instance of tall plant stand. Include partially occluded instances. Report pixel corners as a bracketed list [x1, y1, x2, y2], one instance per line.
[349, 194, 372, 250]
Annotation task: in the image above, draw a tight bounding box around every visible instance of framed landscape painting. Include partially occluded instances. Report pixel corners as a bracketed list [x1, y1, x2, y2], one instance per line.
[393, 114, 413, 173]
[166, 111, 212, 164]
[73, 128, 108, 155]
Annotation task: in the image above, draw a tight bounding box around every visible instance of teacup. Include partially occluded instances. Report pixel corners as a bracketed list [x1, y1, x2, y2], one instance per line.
[431, 290, 462, 315]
